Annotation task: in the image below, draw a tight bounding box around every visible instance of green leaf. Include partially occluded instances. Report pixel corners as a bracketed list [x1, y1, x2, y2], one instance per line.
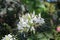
[44, 33, 53, 38]
[27, 38, 33, 40]
[39, 37, 49, 40]
[36, 33, 44, 39]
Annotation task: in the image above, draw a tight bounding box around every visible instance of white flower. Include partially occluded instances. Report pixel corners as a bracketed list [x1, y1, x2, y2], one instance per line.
[17, 11, 45, 32]
[1, 34, 16, 40]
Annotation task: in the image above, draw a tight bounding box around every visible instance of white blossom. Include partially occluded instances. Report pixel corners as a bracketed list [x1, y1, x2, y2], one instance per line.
[1, 34, 16, 40]
[17, 11, 45, 32]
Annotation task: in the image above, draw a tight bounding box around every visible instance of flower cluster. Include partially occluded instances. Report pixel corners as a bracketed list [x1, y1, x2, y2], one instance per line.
[17, 11, 45, 32]
[1, 34, 16, 40]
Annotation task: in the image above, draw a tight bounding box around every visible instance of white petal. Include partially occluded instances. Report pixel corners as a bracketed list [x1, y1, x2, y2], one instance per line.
[8, 34, 12, 38]
[31, 27, 35, 31]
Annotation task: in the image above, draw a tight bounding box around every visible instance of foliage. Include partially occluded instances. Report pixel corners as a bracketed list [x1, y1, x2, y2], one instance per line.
[0, 0, 60, 40]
